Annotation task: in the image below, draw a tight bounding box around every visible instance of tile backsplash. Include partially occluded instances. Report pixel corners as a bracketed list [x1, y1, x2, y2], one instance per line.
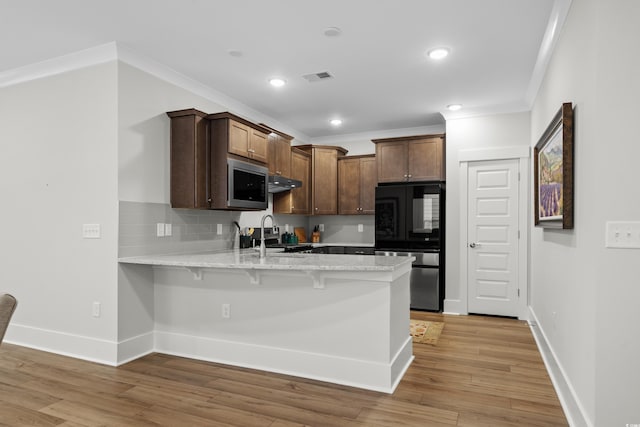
[119, 201, 375, 257]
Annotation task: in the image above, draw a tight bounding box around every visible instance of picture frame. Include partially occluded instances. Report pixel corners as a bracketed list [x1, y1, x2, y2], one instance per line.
[534, 102, 574, 229]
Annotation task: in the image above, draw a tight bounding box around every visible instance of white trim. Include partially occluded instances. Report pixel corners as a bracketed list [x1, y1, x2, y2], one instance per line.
[458, 160, 470, 315]
[458, 146, 530, 319]
[4, 323, 118, 366]
[529, 307, 593, 427]
[117, 331, 155, 365]
[459, 145, 530, 162]
[0, 42, 117, 88]
[0, 41, 310, 142]
[442, 299, 465, 315]
[525, 0, 573, 106]
[154, 331, 414, 394]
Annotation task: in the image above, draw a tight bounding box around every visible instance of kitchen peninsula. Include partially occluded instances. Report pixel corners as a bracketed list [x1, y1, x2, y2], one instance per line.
[119, 250, 413, 393]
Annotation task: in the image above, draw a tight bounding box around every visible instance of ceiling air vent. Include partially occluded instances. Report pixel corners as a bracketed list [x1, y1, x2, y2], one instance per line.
[302, 71, 334, 83]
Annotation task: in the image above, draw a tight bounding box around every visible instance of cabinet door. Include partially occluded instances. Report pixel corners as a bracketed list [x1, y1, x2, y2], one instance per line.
[249, 128, 268, 163]
[408, 137, 444, 181]
[227, 120, 251, 158]
[268, 134, 292, 176]
[291, 150, 310, 214]
[359, 156, 377, 214]
[168, 109, 210, 209]
[313, 148, 338, 214]
[273, 149, 310, 214]
[376, 142, 408, 183]
[338, 158, 360, 214]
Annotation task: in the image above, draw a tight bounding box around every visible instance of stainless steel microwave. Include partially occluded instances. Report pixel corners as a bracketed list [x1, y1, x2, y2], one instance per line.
[227, 158, 268, 210]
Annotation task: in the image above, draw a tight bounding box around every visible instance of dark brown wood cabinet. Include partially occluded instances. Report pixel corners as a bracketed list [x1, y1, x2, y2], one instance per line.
[168, 109, 273, 210]
[296, 145, 348, 215]
[265, 127, 293, 177]
[167, 109, 210, 209]
[338, 155, 376, 215]
[208, 112, 269, 164]
[273, 148, 311, 214]
[373, 134, 445, 183]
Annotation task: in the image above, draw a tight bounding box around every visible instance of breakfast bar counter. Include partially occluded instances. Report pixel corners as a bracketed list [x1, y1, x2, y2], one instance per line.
[118, 250, 413, 393]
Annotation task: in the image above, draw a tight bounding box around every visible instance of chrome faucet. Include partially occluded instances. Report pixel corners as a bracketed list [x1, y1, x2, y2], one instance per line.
[259, 214, 275, 259]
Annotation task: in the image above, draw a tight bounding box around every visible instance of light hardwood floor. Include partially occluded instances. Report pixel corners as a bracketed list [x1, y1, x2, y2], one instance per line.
[0, 312, 568, 426]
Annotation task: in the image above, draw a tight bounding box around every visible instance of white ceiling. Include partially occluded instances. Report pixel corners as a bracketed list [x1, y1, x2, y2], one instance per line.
[0, 0, 561, 140]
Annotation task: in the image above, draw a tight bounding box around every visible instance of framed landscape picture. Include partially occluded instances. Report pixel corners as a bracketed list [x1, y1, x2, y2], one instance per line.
[534, 102, 574, 229]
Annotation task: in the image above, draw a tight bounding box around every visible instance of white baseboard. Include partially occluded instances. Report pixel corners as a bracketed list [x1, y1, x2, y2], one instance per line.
[117, 332, 154, 365]
[5, 323, 118, 366]
[154, 330, 413, 393]
[443, 298, 465, 314]
[528, 307, 592, 427]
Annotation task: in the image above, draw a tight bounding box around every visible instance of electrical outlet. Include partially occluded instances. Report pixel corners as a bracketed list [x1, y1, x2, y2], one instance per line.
[92, 302, 101, 318]
[164, 223, 172, 236]
[222, 303, 231, 319]
[358, 224, 364, 232]
[217, 224, 223, 235]
[285, 224, 289, 232]
[156, 223, 165, 237]
[82, 224, 101, 239]
[606, 221, 640, 248]
[318, 224, 325, 232]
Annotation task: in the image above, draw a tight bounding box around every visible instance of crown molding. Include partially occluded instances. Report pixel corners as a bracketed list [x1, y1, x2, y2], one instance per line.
[0, 41, 311, 142]
[525, 0, 573, 106]
[0, 42, 117, 88]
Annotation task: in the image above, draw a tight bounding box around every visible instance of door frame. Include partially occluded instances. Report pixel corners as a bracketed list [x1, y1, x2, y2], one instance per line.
[458, 146, 530, 320]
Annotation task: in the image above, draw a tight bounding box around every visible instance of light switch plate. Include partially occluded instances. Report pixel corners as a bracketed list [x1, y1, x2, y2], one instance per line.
[357, 224, 364, 233]
[164, 223, 172, 236]
[216, 224, 223, 235]
[82, 224, 101, 239]
[319, 224, 325, 232]
[156, 223, 165, 237]
[606, 221, 640, 248]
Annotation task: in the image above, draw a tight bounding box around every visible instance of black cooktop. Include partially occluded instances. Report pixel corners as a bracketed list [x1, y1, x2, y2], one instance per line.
[266, 243, 314, 253]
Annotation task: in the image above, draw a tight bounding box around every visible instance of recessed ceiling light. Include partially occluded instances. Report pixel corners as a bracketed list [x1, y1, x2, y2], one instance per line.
[323, 27, 342, 37]
[427, 47, 450, 60]
[228, 50, 243, 58]
[447, 104, 462, 111]
[269, 78, 286, 87]
[329, 119, 343, 126]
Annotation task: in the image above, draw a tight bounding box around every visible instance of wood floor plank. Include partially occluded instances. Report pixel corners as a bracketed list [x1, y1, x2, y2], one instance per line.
[0, 312, 568, 426]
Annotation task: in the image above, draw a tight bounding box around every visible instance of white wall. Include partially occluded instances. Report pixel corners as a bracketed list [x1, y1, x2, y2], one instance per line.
[531, 0, 640, 425]
[0, 62, 120, 361]
[593, 2, 640, 423]
[530, 0, 598, 424]
[118, 62, 226, 204]
[444, 113, 531, 308]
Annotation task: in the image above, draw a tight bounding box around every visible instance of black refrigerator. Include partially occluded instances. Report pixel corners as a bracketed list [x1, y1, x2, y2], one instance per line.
[375, 182, 445, 311]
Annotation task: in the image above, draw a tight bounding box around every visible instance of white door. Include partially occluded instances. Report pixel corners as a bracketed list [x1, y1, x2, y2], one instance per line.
[467, 159, 520, 316]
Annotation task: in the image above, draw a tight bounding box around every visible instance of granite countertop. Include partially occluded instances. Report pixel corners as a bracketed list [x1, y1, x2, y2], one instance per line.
[118, 249, 412, 272]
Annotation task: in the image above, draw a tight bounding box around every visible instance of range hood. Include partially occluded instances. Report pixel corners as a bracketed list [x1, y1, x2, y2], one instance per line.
[268, 175, 302, 193]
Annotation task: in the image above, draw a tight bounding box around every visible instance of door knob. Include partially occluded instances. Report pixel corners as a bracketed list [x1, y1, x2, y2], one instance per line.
[469, 242, 477, 248]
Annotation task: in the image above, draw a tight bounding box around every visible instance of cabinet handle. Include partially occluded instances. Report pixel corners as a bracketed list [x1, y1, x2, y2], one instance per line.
[248, 148, 255, 153]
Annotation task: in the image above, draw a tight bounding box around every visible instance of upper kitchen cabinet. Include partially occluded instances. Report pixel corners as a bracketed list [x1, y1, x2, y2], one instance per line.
[273, 148, 310, 215]
[338, 155, 376, 215]
[373, 134, 445, 183]
[208, 112, 269, 164]
[296, 145, 348, 215]
[263, 126, 293, 177]
[167, 108, 209, 209]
